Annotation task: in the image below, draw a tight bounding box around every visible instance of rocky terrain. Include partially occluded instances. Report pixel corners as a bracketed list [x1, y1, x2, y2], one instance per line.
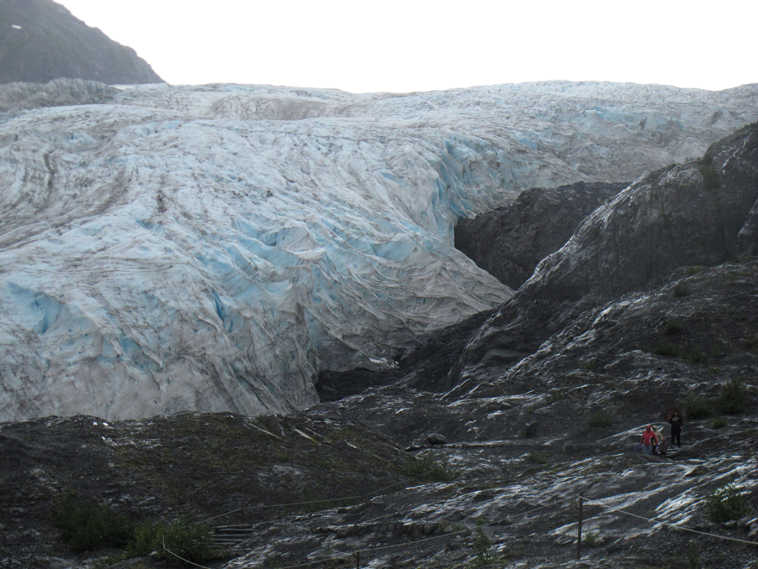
[3, 79, 758, 422]
[1, 120, 756, 569]
[0, 0, 162, 84]
[455, 182, 626, 289]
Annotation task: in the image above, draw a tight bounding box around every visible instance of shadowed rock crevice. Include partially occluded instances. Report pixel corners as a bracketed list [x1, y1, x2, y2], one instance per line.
[455, 181, 626, 289]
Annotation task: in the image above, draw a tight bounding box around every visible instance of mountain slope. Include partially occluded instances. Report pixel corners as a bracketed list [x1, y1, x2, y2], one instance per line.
[0, 0, 162, 84]
[453, 122, 758, 386]
[455, 181, 626, 289]
[1, 81, 758, 421]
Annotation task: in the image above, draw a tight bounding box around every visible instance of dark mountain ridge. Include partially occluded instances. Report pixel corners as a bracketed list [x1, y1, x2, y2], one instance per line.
[0, 0, 162, 84]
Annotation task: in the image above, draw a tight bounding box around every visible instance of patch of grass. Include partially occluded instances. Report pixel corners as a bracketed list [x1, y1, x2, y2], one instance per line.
[525, 451, 550, 465]
[717, 379, 747, 415]
[684, 393, 713, 420]
[52, 492, 133, 552]
[472, 523, 494, 567]
[654, 341, 681, 357]
[52, 492, 218, 563]
[400, 455, 456, 482]
[129, 517, 216, 563]
[522, 422, 538, 438]
[587, 410, 613, 429]
[582, 532, 602, 547]
[710, 417, 727, 429]
[673, 281, 691, 298]
[706, 484, 750, 523]
[663, 319, 685, 335]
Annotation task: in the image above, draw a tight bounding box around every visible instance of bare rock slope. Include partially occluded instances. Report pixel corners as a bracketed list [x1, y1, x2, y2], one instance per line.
[0, 0, 162, 84]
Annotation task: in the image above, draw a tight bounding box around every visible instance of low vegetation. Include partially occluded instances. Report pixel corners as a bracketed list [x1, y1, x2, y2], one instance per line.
[705, 484, 750, 523]
[684, 380, 749, 420]
[53, 492, 218, 563]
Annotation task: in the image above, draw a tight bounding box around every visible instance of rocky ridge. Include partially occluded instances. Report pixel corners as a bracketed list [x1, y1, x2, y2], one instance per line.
[455, 181, 626, 289]
[0, 0, 162, 84]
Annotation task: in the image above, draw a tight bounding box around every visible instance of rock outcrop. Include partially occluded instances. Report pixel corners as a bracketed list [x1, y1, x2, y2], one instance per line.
[0, 0, 162, 84]
[455, 181, 626, 289]
[453, 122, 758, 381]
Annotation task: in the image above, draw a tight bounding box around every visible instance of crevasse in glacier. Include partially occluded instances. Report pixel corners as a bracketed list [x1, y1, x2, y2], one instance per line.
[1, 80, 757, 420]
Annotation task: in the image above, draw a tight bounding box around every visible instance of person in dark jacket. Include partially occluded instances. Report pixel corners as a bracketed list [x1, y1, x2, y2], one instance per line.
[668, 409, 683, 446]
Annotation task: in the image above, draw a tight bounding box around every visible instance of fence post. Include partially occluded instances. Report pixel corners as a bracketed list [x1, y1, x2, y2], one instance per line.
[577, 496, 583, 560]
[355, 550, 360, 569]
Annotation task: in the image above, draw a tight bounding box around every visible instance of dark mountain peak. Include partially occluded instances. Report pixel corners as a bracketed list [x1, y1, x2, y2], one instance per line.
[0, 0, 163, 84]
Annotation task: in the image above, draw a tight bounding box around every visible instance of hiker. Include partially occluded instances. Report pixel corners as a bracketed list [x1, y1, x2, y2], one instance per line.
[640, 425, 659, 454]
[653, 425, 667, 455]
[668, 409, 682, 446]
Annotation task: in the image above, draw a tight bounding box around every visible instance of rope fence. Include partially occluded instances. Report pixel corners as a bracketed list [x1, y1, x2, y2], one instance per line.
[578, 495, 758, 548]
[161, 529, 469, 569]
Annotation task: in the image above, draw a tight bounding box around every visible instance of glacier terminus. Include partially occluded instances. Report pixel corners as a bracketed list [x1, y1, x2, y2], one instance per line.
[1, 79, 757, 421]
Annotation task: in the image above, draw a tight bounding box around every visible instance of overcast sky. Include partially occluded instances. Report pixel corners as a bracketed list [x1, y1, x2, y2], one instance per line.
[57, 0, 756, 93]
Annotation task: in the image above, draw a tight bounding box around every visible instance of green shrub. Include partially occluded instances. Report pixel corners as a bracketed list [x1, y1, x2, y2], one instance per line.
[654, 342, 680, 357]
[400, 455, 456, 482]
[717, 379, 747, 415]
[525, 451, 550, 465]
[129, 518, 215, 563]
[663, 319, 685, 335]
[710, 417, 727, 429]
[684, 393, 713, 420]
[673, 281, 691, 298]
[706, 484, 749, 523]
[588, 410, 613, 429]
[472, 524, 494, 566]
[52, 493, 133, 552]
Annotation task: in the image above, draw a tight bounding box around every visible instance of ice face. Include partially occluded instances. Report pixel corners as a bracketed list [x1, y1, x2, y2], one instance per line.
[1, 80, 757, 420]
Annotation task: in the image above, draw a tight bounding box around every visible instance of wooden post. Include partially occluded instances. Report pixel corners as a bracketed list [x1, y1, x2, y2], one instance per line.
[354, 550, 360, 569]
[577, 496, 583, 560]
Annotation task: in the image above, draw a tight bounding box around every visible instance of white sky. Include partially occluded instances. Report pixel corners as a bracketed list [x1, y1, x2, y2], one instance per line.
[57, 0, 757, 93]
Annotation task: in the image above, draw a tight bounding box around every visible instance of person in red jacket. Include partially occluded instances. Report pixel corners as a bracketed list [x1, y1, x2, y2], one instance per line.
[641, 425, 659, 454]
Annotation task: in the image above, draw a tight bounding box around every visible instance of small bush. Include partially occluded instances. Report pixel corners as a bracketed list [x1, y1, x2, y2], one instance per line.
[684, 393, 713, 420]
[472, 524, 494, 566]
[525, 451, 550, 465]
[52, 493, 133, 552]
[717, 379, 747, 415]
[663, 319, 685, 335]
[522, 422, 538, 438]
[588, 410, 613, 429]
[400, 455, 456, 482]
[129, 518, 215, 563]
[710, 417, 727, 429]
[706, 484, 750, 523]
[673, 281, 691, 298]
[654, 342, 680, 357]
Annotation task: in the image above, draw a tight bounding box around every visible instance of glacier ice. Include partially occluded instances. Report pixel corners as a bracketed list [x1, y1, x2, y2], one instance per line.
[1, 79, 757, 421]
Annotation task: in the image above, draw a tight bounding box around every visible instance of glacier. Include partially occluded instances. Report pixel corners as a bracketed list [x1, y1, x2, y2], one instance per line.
[1, 79, 757, 421]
